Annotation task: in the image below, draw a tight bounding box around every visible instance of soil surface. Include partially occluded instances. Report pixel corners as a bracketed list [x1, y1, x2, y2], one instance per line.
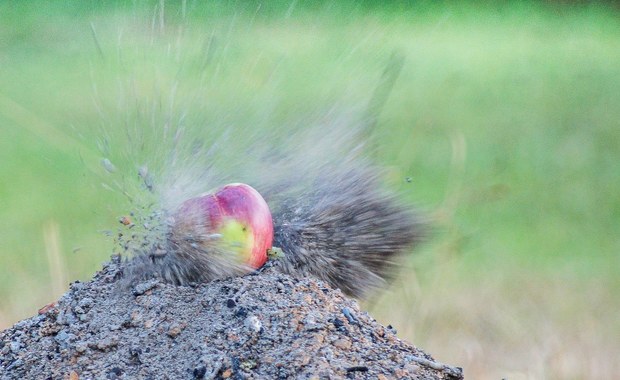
[0, 256, 463, 379]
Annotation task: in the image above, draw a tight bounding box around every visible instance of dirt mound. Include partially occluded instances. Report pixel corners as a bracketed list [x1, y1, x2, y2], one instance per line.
[0, 256, 462, 379]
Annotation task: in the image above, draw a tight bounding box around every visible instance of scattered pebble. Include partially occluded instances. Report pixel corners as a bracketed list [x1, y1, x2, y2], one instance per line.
[243, 315, 262, 333]
[333, 338, 352, 350]
[192, 365, 206, 379]
[333, 318, 345, 329]
[167, 323, 186, 338]
[78, 297, 94, 309]
[342, 307, 359, 325]
[132, 279, 159, 296]
[75, 343, 88, 354]
[9, 341, 20, 354]
[346, 365, 369, 373]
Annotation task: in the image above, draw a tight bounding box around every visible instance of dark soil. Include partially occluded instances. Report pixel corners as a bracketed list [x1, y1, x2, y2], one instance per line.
[0, 256, 463, 379]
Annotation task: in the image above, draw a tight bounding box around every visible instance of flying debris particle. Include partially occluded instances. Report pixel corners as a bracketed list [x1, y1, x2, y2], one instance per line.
[207, 233, 222, 240]
[101, 158, 117, 173]
[138, 165, 154, 192]
[138, 165, 148, 179]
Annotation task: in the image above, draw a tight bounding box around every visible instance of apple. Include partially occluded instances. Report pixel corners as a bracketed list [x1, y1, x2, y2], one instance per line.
[174, 183, 273, 270]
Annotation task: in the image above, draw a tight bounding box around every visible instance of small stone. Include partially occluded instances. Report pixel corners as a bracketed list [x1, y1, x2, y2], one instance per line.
[55, 330, 73, 349]
[38, 302, 57, 315]
[240, 359, 257, 371]
[108, 367, 122, 379]
[404, 363, 420, 374]
[346, 366, 369, 373]
[292, 354, 307, 366]
[394, 368, 406, 378]
[332, 338, 351, 350]
[70, 282, 85, 292]
[193, 366, 207, 379]
[132, 280, 159, 296]
[56, 310, 77, 325]
[314, 334, 325, 344]
[130, 311, 143, 325]
[75, 343, 88, 354]
[95, 337, 118, 352]
[6, 359, 24, 370]
[78, 297, 94, 309]
[167, 323, 185, 338]
[303, 312, 324, 331]
[244, 315, 262, 333]
[342, 308, 358, 325]
[234, 307, 248, 318]
[9, 341, 21, 353]
[13, 320, 29, 330]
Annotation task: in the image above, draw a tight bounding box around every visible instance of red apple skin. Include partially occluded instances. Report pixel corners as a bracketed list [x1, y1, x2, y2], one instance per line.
[175, 183, 273, 270]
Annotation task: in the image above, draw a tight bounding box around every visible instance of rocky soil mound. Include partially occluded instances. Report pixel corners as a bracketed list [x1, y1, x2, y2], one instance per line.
[0, 256, 462, 379]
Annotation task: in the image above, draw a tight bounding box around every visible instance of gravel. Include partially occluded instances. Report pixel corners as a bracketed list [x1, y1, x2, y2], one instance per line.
[0, 256, 463, 379]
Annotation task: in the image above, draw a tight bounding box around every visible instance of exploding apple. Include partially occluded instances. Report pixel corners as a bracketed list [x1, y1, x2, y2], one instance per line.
[173, 183, 273, 271]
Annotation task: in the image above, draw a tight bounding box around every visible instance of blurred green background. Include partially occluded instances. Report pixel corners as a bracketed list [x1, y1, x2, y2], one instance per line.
[1, 1, 619, 378]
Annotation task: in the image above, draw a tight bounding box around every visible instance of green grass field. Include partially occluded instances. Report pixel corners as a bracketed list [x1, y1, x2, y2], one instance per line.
[1, 1, 619, 378]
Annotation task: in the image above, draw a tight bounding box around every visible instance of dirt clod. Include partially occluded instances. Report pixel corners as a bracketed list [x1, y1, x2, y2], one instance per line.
[0, 256, 463, 379]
